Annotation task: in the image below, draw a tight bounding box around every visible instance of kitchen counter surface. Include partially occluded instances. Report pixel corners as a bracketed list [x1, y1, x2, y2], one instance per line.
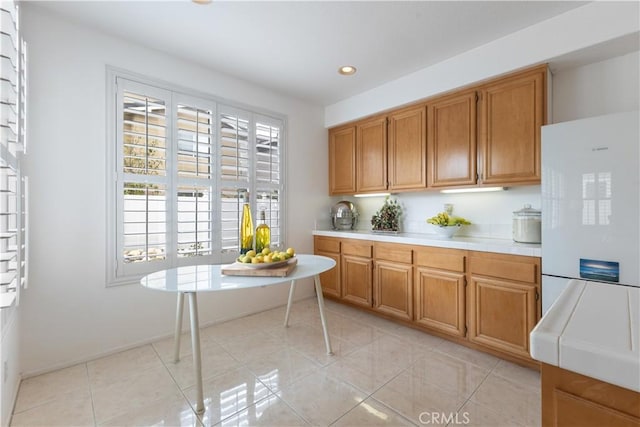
[313, 229, 541, 257]
[530, 279, 640, 392]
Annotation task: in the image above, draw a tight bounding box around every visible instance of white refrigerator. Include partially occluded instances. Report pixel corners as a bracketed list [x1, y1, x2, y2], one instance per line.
[541, 111, 640, 314]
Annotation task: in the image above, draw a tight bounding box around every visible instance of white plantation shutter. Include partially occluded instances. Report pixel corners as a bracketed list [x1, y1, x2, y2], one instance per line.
[110, 75, 286, 282]
[220, 110, 250, 182]
[218, 106, 252, 254]
[116, 81, 172, 277]
[255, 117, 283, 248]
[175, 96, 216, 263]
[1, 0, 27, 307]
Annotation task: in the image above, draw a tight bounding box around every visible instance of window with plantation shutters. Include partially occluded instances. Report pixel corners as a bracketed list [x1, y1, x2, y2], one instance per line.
[109, 74, 285, 284]
[1, 0, 27, 308]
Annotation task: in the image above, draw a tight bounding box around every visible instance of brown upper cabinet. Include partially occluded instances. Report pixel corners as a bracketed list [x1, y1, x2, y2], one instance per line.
[427, 90, 478, 187]
[479, 67, 545, 185]
[356, 115, 388, 193]
[328, 125, 357, 195]
[328, 64, 547, 195]
[388, 106, 427, 190]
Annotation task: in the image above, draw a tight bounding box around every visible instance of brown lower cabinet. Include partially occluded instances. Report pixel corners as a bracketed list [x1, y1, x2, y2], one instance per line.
[314, 236, 342, 298]
[414, 246, 467, 337]
[468, 251, 541, 360]
[341, 240, 373, 307]
[373, 243, 413, 321]
[313, 235, 541, 364]
[541, 363, 640, 427]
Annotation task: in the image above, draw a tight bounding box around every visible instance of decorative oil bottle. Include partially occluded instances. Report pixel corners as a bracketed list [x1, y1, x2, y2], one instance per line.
[255, 210, 271, 253]
[239, 190, 254, 254]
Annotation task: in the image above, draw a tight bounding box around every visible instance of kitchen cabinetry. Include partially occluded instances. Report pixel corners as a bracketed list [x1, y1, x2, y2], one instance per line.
[373, 243, 413, 321]
[388, 106, 427, 190]
[427, 90, 477, 187]
[313, 236, 341, 298]
[479, 66, 545, 185]
[414, 247, 467, 337]
[327, 64, 547, 195]
[356, 116, 388, 193]
[468, 251, 541, 360]
[541, 363, 640, 427]
[341, 240, 373, 307]
[313, 234, 541, 364]
[328, 125, 356, 195]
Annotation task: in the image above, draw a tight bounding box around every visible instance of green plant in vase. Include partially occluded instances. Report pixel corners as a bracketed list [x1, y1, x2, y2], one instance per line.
[371, 197, 402, 232]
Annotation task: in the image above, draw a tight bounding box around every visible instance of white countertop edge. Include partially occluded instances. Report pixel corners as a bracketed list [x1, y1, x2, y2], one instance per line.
[530, 280, 586, 365]
[560, 338, 640, 392]
[530, 280, 640, 393]
[312, 230, 541, 257]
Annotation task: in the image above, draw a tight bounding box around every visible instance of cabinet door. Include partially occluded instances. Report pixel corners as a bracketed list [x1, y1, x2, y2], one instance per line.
[542, 363, 640, 427]
[373, 260, 413, 321]
[357, 116, 388, 193]
[329, 126, 357, 195]
[414, 267, 466, 337]
[388, 106, 427, 190]
[480, 68, 545, 185]
[427, 91, 477, 187]
[316, 251, 341, 298]
[468, 276, 538, 359]
[341, 254, 372, 307]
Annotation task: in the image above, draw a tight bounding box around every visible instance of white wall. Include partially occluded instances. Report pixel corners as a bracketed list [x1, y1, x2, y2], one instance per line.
[19, 5, 326, 376]
[326, 186, 541, 240]
[325, 1, 639, 127]
[552, 51, 640, 123]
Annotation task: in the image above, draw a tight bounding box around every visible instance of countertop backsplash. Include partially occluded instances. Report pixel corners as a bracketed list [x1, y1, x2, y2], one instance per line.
[320, 185, 541, 240]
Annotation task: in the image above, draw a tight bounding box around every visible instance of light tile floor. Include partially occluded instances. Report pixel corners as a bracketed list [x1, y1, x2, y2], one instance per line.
[11, 298, 541, 426]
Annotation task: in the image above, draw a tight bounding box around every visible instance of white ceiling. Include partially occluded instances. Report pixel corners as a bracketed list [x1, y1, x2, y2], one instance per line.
[34, 1, 587, 106]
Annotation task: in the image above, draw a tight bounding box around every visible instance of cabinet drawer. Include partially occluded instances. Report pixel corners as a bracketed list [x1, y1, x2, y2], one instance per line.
[470, 253, 540, 284]
[375, 243, 412, 264]
[342, 240, 373, 258]
[414, 247, 466, 272]
[314, 236, 340, 254]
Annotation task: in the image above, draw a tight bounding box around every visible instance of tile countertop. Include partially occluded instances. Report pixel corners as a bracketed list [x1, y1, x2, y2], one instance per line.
[312, 230, 541, 257]
[530, 279, 640, 393]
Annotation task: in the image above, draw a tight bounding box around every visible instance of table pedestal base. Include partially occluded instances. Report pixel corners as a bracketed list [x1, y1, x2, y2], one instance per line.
[173, 275, 333, 414]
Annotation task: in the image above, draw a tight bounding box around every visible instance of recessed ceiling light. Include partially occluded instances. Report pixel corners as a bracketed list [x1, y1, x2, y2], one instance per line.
[338, 65, 357, 76]
[192, 0, 212, 4]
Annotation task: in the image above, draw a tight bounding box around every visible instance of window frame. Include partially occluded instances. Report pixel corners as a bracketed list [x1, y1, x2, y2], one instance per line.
[1, 0, 28, 308]
[106, 67, 287, 286]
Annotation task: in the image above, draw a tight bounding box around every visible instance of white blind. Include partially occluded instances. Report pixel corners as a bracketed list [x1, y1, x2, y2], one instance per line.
[1, 0, 26, 308]
[220, 112, 250, 182]
[255, 118, 283, 248]
[112, 77, 285, 282]
[118, 85, 171, 277]
[175, 99, 215, 259]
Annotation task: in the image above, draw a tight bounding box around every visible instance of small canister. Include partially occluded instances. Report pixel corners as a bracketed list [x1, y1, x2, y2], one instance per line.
[512, 204, 541, 243]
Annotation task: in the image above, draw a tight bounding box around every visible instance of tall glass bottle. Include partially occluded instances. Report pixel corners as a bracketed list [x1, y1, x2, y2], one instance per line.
[239, 191, 254, 254]
[255, 210, 271, 253]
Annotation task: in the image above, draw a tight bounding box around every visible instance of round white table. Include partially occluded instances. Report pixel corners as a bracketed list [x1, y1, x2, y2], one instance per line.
[140, 254, 336, 413]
